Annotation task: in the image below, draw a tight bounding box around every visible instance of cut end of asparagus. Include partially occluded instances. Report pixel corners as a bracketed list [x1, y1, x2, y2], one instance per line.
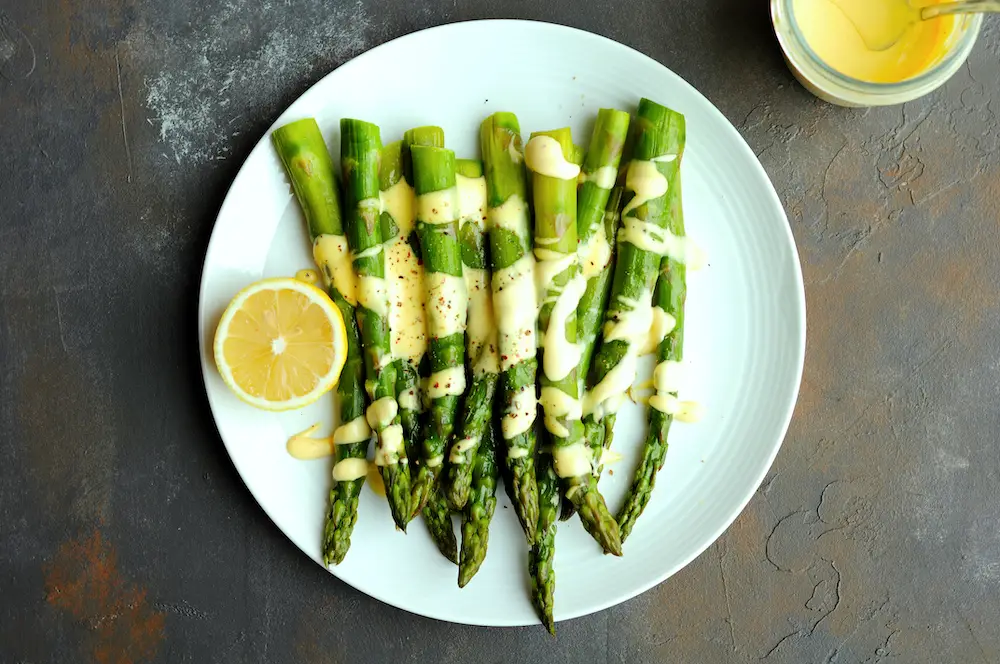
[632, 99, 686, 161]
[455, 158, 484, 179]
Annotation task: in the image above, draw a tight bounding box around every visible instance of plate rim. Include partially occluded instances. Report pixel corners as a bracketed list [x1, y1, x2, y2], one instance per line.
[197, 18, 807, 627]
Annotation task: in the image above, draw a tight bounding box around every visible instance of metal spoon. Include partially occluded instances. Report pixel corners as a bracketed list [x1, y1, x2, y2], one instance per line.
[837, 0, 1000, 52]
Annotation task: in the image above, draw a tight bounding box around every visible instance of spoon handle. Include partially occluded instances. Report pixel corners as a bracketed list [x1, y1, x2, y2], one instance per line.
[921, 0, 1000, 19]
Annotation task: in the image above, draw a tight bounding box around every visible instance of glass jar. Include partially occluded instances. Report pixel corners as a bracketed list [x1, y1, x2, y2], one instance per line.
[770, 0, 983, 107]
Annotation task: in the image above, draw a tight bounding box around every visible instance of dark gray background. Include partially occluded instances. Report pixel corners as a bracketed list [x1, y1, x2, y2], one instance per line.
[2, 1, 999, 662]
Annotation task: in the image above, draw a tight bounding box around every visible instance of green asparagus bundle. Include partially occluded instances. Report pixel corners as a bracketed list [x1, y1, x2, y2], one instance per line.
[340, 118, 412, 531]
[526, 127, 621, 556]
[581, 101, 686, 520]
[458, 416, 499, 587]
[272, 119, 371, 565]
[617, 179, 687, 542]
[480, 112, 539, 543]
[445, 159, 500, 510]
[409, 138, 469, 518]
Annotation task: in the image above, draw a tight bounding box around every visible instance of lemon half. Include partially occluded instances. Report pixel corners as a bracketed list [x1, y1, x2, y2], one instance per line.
[214, 277, 347, 411]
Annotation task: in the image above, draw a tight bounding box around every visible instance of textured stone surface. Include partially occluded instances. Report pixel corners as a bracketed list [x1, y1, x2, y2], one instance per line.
[2, 0, 999, 662]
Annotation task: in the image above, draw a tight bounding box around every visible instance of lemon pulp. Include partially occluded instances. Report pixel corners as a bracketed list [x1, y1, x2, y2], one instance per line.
[214, 278, 347, 411]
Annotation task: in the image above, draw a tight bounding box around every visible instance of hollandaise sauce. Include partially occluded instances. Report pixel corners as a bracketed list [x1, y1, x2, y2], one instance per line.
[792, 0, 958, 83]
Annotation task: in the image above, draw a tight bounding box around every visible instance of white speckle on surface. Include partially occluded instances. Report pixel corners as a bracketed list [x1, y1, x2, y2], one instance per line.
[962, 516, 1000, 584]
[907, 411, 970, 544]
[0, 38, 15, 62]
[135, 0, 373, 165]
[934, 447, 969, 471]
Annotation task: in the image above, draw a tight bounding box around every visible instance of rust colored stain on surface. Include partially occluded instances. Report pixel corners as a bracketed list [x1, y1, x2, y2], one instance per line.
[44, 529, 165, 664]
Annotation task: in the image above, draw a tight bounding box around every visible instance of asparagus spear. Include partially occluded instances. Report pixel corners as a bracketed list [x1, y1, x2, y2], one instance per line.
[576, 110, 631, 384]
[340, 118, 412, 531]
[409, 139, 469, 518]
[445, 158, 500, 510]
[581, 101, 689, 519]
[379, 140, 427, 459]
[380, 136, 459, 557]
[526, 127, 621, 556]
[272, 119, 370, 565]
[480, 112, 539, 543]
[561, 111, 630, 523]
[617, 177, 688, 542]
[562, 186, 624, 522]
[458, 416, 499, 587]
[530, 448, 560, 635]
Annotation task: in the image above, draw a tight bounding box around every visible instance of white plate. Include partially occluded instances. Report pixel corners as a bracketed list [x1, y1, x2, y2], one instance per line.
[198, 20, 805, 627]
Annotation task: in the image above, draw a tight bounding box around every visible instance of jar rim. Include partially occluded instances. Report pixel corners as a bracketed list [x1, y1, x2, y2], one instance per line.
[772, 0, 982, 96]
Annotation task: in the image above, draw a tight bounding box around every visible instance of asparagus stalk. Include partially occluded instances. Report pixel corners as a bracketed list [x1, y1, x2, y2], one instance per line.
[445, 158, 500, 510]
[527, 127, 621, 556]
[576, 110, 631, 382]
[530, 449, 559, 635]
[272, 118, 370, 565]
[409, 139, 469, 518]
[617, 179, 687, 542]
[380, 136, 459, 556]
[480, 112, 539, 543]
[458, 415, 499, 586]
[379, 140, 427, 458]
[562, 186, 624, 522]
[581, 101, 687, 519]
[561, 112, 630, 523]
[340, 118, 412, 531]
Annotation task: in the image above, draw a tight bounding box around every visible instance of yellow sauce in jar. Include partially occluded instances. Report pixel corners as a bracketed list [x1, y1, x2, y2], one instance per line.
[792, 0, 958, 83]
